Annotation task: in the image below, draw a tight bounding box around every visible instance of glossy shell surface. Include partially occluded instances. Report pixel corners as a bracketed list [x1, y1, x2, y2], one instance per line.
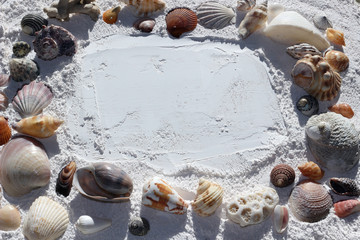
[329, 178, 360, 196]
[334, 199, 360, 218]
[286, 43, 321, 59]
[21, 14, 48, 36]
[9, 58, 39, 82]
[103, 6, 121, 24]
[272, 205, 289, 234]
[0, 205, 21, 231]
[270, 164, 295, 188]
[328, 103, 354, 119]
[166, 8, 197, 38]
[13, 41, 31, 58]
[236, 0, 256, 11]
[324, 50, 349, 72]
[56, 161, 76, 197]
[238, 2, 267, 39]
[0, 117, 11, 146]
[75, 215, 112, 235]
[133, 17, 156, 32]
[326, 28, 346, 46]
[120, 0, 166, 16]
[12, 115, 63, 138]
[196, 2, 236, 30]
[313, 13, 333, 30]
[128, 217, 150, 236]
[296, 95, 319, 117]
[298, 161, 324, 180]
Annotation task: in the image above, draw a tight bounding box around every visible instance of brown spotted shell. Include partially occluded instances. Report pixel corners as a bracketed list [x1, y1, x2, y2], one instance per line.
[326, 28, 345, 46]
[298, 161, 324, 180]
[270, 164, 295, 188]
[166, 8, 197, 38]
[0, 117, 11, 146]
[56, 161, 76, 197]
[328, 103, 354, 119]
[324, 50, 349, 72]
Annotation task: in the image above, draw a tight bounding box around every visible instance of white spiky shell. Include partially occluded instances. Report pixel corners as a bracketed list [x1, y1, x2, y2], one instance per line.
[76, 215, 112, 235]
[23, 196, 69, 240]
[196, 2, 236, 29]
[238, 2, 268, 39]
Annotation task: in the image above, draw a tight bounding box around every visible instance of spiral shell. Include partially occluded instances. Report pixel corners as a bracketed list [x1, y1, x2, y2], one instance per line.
[196, 2, 236, 30]
[236, 0, 256, 11]
[56, 161, 76, 197]
[313, 13, 333, 30]
[128, 217, 150, 236]
[298, 161, 324, 180]
[120, 0, 166, 16]
[0, 205, 21, 231]
[324, 50, 349, 72]
[326, 28, 346, 46]
[103, 6, 121, 24]
[12, 41, 31, 58]
[238, 2, 267, 39]
[328, 103, 354, 119]
[334, 199, 360, 218]
[0, 117, 11, 146]
[329, 178, 360, 196]
[286, 43, 321, 59]
[296, 95, 319, 117]
[270, 164, 295, 188]
[166, 8, 197, 38]
[133, 17, 156, 33]
[21, 14, 48, 36]
[9, 58, 40, 82]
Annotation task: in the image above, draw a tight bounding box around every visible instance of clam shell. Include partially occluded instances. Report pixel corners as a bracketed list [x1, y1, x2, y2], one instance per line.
[328, 103, 354, 119]
[0, 92, 8, 111]
[120, 0, 166, 16]
[0, 116, 11, 146]
[238, 2, 268, 39]
[12, 81, 54, 118]
[13, 41, 31, 58]
[288, 180, 332, 222]
[21, 14, 48, 36]
[270, 164, 295, 188]
[9, 58, 40, 82]
[103, 6, 121, 24]
[298, 161, 324, 180]
[0, 136, 50, 197]
[324, 50, 349, 72]
[272, 205, 289, 234]
[313, 13, 333, 30]
[23, 196, 69, 240]
[296, 95, 319, 117]
[166, 8, 197, 38]
[142, 176, 189, 214]
[286, 43, 321, 59]
[0, 205, 21, 231]
[326, 28, 346, 46]
[128, 217, 150, 236]
[236, 0, 256, 11]
[196, 2, 236, 30]
[133, 17, 156, 33]
[76, 215, 112, 235]
[0, 74, 10, 87]
[56, 161, 76, 197]
[329, 178, 360, 196]
[334, 199, 360, 218]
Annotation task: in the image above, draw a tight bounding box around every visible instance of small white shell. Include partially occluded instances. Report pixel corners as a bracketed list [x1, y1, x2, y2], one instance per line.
[197, 2, 236, 29]
[313, 13, 333, 30]
[272, 205, 289, 234]
[76, 215, 112, 235]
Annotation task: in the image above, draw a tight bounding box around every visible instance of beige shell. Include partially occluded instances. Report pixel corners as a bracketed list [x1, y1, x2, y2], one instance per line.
[326, 28, 346, 46]
[0, 205, 21, 231]
[191, 178, 224, 217]
[120, 0, 166, 16]
[238, 2, 267, 39]
[324, 50, 349, 72]
[12, 115, 63, 138]
[298, 161, 324, 180]
[328, 103, 354, 119]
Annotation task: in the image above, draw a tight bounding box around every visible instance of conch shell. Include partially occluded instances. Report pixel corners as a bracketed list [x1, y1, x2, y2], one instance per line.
[12, 115, 63, 138]
[298, 161, 324, 180]
[238, 2, 267, 39]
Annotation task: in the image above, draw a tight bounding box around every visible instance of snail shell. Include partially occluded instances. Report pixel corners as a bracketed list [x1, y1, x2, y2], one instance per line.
[286, 43, 321, 59]
[12, 41, 31, 58]
[334, 199, 360, 218]
[12, 115, 63, 138]
[9, 58, 40, 82]
[236, 0, 256, 11]
[166, 8, 197, 38]
[270, 164, 295, 188]
[296, 95, 319, 117]
[323, 50, 349, 72]
[21, 14, 48, 36]
[196, 2, 236, 30]
[328, 103, 354, 119]
[326, 28, 346, 46]
[133, 17, 156, 33]
[56, 161, 76, 197]
[238, 2, 268, 39]
[103, 6, 121, 24]
[0, 116, 11, 146]
[329, 178, 360, 196]
[128, 217, 150, 236]
[313, 13, 333, 30]
[298, 161, 324, 180]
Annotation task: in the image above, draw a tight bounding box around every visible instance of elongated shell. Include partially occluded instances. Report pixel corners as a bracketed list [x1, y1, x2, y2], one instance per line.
[324, 50, 349, 72]
[191, 178, 224, 217]
[12, 81, 54, 118]
[328, 103, 354, 119]
[0, 136, 50, 197]
[296, 95, 319, 117]
[272, 205, 289, 234]
[288, 180, 332, 222]
[334, 199, 360, 218]
[120, 0, 166, 16]
[103, 6, 121, 24]
[329, 178, 360, 196]
[238, 2, 267, 39]
[12, 115, 63, 138]
[56, 161, 76, 197]
[270, 164, 295, 188]
[196, 2, 235, 30]
[13, 41, 31, 58]
[21, 14, 48, 36]
[326, 28, 346, 46]
[76, 215, 112, 235]
[142, 176, 188, 214]
[166, 8, 197, 38]
[286, 43, 321, 59]
[129, 217, 150, 236]
[9, 58, 40, 82]
[313, 13, 333, 30]
[23, 196, 69, 240]
[298, 161, 324, 180]
[0, 116, 11, 146]
[236, 0, 256, 11]
[0, 205, 21, 231]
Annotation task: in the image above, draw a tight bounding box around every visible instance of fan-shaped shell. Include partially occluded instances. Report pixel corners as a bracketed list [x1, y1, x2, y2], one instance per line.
[21, 14, 48, 36]
[196, 2, 235, 30]
[56, 161, 76, 197]
[103, 6, 121, 24]
[238, 2, 267, 39]
[0, 117, 11, 146]
[329, 178, 360, 196]
[328, 103, 354, 119]
[9, 58, 40, 82]
[12, 81, 54, 118]
[288, 180, 332, 222]
[324, 50, 349, 72]
[236, 0, 256, 11]
[128, 217, 150, 236]
[23, 196, 69, 240]
[334, 199, 360, 218]
[0, 136, 50, 197]
[272, 205, 289, 234]
[0, 92, 8, 111]
[120, 0, 166, 16]
[75, 215, 112, 235]
[166, 8, 197, 38]
[0, 74, 10, 87]
[13, 41, 31, 58]
[313, 13, 333, 30]
[12, 115, 63, 138]
[133, 17, 156, 33]
[296, 95, 319, 117]
[0, 205, 21, 231]
[298, 161, 324, 180]
[326, 28, 346, 46]
[270, 164, 295, 188]
[286, 43, 321, 59]
[305, 112, 360, 172]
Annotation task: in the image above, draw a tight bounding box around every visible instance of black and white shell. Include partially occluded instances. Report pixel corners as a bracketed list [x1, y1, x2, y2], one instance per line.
[286, 43, 321, 59]
[21, 14, 48, 36]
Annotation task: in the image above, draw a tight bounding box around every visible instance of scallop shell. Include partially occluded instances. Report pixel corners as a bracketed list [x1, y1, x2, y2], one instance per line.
[76, 215, 112, 235]
[23, 196, 69, 240]
[0, 136, 50, 197]
[166, 8, 197, 38]
[21, 14, 48, 36]
[0, 117, 11, 146]
[305, 112, 360, 172]
[120, 0, 166, 16]
[238, 2, 268, 39]
[0, 92, 8, 111]
[73, 162, 133, 202]
[296, 95, 319, 117]
[133, 17, 156, 33]
[56, 161, 76, 197]
[272, 205, 289, 234]
[129, 217, 150, 236]
[329, 178, 360, 196]
[13, 41, 31, 58]
[12, 115, 64, 138]
[313, 13, 333, 30]
[103, 6, 121, 24]
[0, 74, 10, 87]
[286, 43, 322, 59]
[270, 164, 295, 188]
[298, 161, 324, 180]
[288, 180, 332, 222]
[0, 205, 21, 231]
[191, 178, 224, 217]
[326, 28, 346, 46]
[236, 0, 256, 11]
[328, 103, 354, 119]
[196, 2, 236, 30]
[12, 81, 54, 118]
[324, 50, 349, 72]
[334, 199, 360, 218]
[142, 176, 189, 214]
[9, 58, 40, 82]
[291, 55, 341, 101]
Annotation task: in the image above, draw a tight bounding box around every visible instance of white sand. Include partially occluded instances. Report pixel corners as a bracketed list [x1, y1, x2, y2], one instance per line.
[0, 0, 359, 239]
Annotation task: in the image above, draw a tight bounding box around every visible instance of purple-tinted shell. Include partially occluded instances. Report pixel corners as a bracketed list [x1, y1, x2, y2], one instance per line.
[0, 74, 10, 87]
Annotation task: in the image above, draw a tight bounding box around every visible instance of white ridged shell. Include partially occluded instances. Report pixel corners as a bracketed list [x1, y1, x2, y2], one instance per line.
[76, 215, 112, 235]
[196, 2, 236, 29]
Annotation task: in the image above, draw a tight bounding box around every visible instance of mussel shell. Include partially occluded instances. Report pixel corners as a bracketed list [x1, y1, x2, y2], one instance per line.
[21, 14, 48, 36]
[166, 8, 197, 38]
[56, 161, 76, 197]
[296, 95, 319, 117]
[270, 164, 295, 188]
[329, 178, 360, 196]
[128, 217, 150, 236]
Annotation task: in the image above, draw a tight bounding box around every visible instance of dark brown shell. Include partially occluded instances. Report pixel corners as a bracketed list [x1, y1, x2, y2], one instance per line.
[56, 161, 76, 197]
[166, 8, 197, 38]
[329, 178, 360, 196]
[270, 164, 295, 188]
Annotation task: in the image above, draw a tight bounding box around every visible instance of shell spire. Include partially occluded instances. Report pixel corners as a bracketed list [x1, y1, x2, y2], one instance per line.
[238, 1, 267, 39]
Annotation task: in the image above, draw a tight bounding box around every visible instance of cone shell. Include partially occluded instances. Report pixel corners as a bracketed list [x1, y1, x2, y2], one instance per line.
[324, 50, 349, 72]
[9, 58, 39, 82]
[142, 176, 188, 214]
[128, 217, 150, 236]
[298, 161, 324, 180]
[329, 178, 360, 196]
[328, 103, 354, 119]
[103, 6, 121, 24]
[13, 41, 31, 58]
[23, 196, 69, 240]
[21, 14, 48, 36]
[120, 0, 166, 16]
[191, 178, 224, 217]
[0, 116, 11, 146]
[56, 161, 76, 197]
[296, 95, 319, 117]
[326, 28, 346, 46]
[166, 8, 197, 38]
[133, 17, 156, 33]
[272, 205, 289, 234]
[289, 180, 332, 222]
[334, 199, 360, 218]
[0, 205, 21, 231]
[75, 215, 112, 235]
[0, 136, 50, 197]
[196, 2, 236, 30]
[0, 92, 8, 111]
[286, 43, 321, 59]
[238, 2, 268, 39]
[270, 164, 295, 188]
[236, 0, 256, 11]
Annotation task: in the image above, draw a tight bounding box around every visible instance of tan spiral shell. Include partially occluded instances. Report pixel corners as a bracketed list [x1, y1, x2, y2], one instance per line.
[298, 161, 324, 180]
[270, 164, 295, 188]
[12, 115, 63, 138]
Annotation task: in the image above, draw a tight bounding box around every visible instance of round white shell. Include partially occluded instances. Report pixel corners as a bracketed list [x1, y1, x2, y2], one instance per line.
[197, 2, 236, 29]
[76, 215, 112, 235]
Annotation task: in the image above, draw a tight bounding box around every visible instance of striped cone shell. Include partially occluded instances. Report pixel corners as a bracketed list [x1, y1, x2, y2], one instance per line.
[166, 8, 197, 38]
[56, 161, 76, 197]
[298, 161, 324, 180]
[0, 116, 11, 146]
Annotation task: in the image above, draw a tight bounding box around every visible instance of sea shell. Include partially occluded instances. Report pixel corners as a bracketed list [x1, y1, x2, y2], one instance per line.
[288, 180, 332, 222]
[73, 162, 133, 202]
[296, 95, 319, 117]
[12, 41, 31, 58]
[75, 215, 112, 235]
[267, 4, 284, 24]
[238, 2, 268, 39]
[226, 185, 279, 227]
[133, 17, 156, 33]
[120, 0, 166, 16]
[56, 161, 76, 197]
[12, 81, 54, 118]
[192, 178, 224, 217]
[329, 178, 360, 196]
[270, 164, 295, 188]
[0, 92, 8, 111]
[286, 43, 322, 59]
[272, 205, 289, 234]
[324, 50, 349, 72]
[23, 196, 69, 240]
[33, 25, 77, 61]
[9, 58, 40, 82]
[196, 2, 236, 30]
[103, 6, 121, 24]
[0, 117, 11, 146]
[128, 217, 150, 236]
[21, 14, 48, 36]
[334, 199, 360, 218]
[0, 205, 21, 231]
[291, 55, 341, 101]
[12, 115, 64, 138]
[263, 11, 330, 51]
[142, 176, 189, 214]
[236, 0, 256, 11]
[166, 8, 197, 38]
[328, 103, 354, 119]
[305, 112, 360, 172]
[298, 161, 324, 180]
[0, 74, 10, 87]
[313, 13, 333, 30]
[326, 28, 346, 46]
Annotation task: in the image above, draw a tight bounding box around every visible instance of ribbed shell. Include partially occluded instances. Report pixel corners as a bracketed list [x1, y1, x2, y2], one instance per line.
[296, 95, 319, 117]
[305, 112, 360, 172]
[12, 41, 31, 58]
[56, 161, 76, 197]
[298, 161, 324, 180]
[238, 2, 267, 39]
[286, 43, 321, 59]
[196, 2, 235, 29]
[328, 103, 354, 119]
[23, 196, 69, 240]
[334, 199, 360, 218]
[288, 180, 332, 222]
[9, 58, 39, 82]
[12, 115, 63, 138]
[120, 0, 166, 16]
[324, 50, 349, 72]
[0, 74, 10, 87]
[0, 92, 8, 111]
[329, 178, 360, 196]
[21, 14, 48, 36]
[270, 164, 295, 188]
[166, 8, 197, 38]
[326, 28, 346, 46]
[236, 0, 256, 11]
[0, 117, 11, 146]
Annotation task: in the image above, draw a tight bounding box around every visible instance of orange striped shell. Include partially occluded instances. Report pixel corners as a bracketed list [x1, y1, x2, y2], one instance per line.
[298, 161, 324, 180]
[166, 8, 197, 38]
[326, 28, 346, 46]
[0, 117, 11, 146]
[103, 6, 121, 24]
[328, 103, 354, 119]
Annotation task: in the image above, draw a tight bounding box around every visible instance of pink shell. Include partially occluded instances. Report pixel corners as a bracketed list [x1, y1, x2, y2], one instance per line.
[334, 199, 360, 218]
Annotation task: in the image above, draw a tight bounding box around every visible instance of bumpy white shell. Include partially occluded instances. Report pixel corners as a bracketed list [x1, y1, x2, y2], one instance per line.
[286, 43, 321, 59]
[305, 112, 360, 172]
[23, 196, 69, 240]
[76, 215, 112, 235]
[238, 2, 268, 39]
[197, 2, 236, 29]
[226, 185, 279, 227]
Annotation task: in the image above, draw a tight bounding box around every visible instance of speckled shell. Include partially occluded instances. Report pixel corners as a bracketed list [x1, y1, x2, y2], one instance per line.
[328, 103, 354, 119]
[226, 185, 279, 227]
[142, 176, 188, 214]
[238, 2, 267, 39]
[236, 0, 256, 11]
[298, 161, 324, 180]
[128, 217, 150, 236]
[329, 178, 360, 196]
[103, 6, 121, 24]
[0, 205, 21, 231]
[56, 161, 76, 197]
[0, 117, 11, 146]
[291, 55, 341, 101]
[326, 28, 346, 46]
[0, 74, 10, 87]
[191, 178, 224, 217]
[75, 215, 112, 235]
[33, 25, 77, 61]
[313, 13, 333, 30]
[288, 180, 332, 222]
[12, 115, 63, 138]
[166, 8, 197, 38]
[286, 43, 321, 59]
[305, 112, 360, 172]
[120, 0, 166, 16]
[133, 17, 156, 33]
[270, 164, 295, 188]
[334, 199, 360, 218]
[13, 41, 31, 58]
[324, 50, 349, 72]
[0, 92, 8, 111]
[296, 95, 319, 117]
[21, 14, 48, 36]
[272, 205, 289, 234]
[9, 58, 40, 82]
[196, 2, 236, 30]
